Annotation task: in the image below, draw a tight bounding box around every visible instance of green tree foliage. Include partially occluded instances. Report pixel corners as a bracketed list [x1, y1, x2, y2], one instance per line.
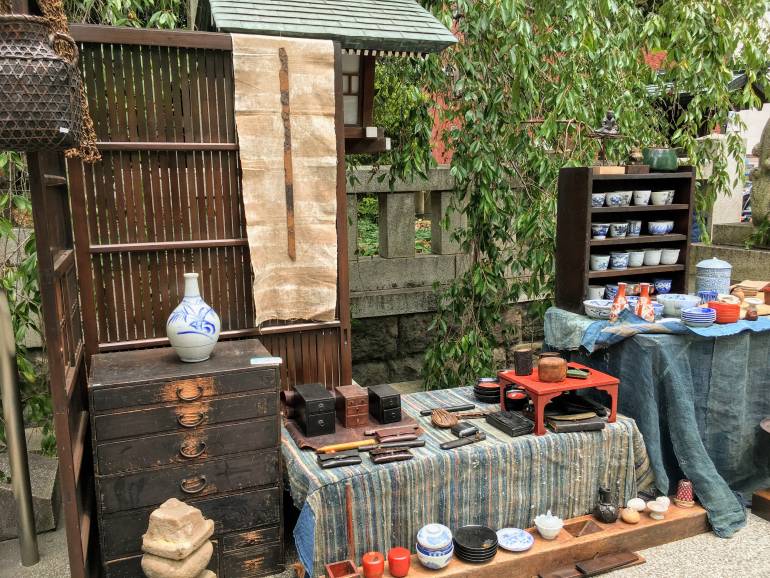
[411, 0, 770, 389]
[64, 0, 186, 28]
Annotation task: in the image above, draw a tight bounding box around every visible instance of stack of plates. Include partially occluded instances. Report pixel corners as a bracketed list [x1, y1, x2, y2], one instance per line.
[453, 525, 498, 564]
[681, 306, 716, 328]
[474, 378, 501, 404]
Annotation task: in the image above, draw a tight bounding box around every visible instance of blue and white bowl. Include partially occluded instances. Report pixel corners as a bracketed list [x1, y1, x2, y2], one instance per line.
[590, 254, 610, 271]
[609, 222, 628, 238]
[416, 542, 454, 570]
[583, 299, 613, 319]
[605, 284, 619, 300]
[618, 191, 633, 206]
[496, 528, 534, 553]
[591, 223, 610, 239]
[656, 294, 701, 317]
[610, 251, 629, 270]
[626, 220, 642, 237]
[591, 193, 606, 207]
[416, 541, 453, 557]
[633, 190, 651, 206]
[417, 524, 453, 551]
[648, 220, 673, 235]
[606, 192, 625, 207]
[653, 278, 672, 294]
[697, 290, 718, 305]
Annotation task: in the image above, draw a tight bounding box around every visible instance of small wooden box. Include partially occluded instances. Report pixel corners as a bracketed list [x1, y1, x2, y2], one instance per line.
[294, 383, 336, 437]
[368, 384, 401, 424]
[335, 385, 369, 428]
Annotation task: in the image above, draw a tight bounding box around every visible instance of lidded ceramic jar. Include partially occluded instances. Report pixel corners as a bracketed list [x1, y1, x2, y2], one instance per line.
[695, 257, 732, 295]
[537, 352, 567, 383]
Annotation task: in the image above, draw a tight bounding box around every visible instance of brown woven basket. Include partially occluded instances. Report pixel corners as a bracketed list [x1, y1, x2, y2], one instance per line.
[0, 14, 82, 151]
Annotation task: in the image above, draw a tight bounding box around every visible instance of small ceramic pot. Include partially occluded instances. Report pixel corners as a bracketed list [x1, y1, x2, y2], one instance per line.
[362, 552, 385, 578]
[586, 285, 605, 300]
[643, 147, 678, 172]
[650, 190, 670, 205]
[591, 192, 606, 207]
[674, 480, 695, 507]
[695, 257, 732, 295]
[610, 251, 629, 270]
[653, 278, 672, 294]
[416, 524, 452, 551]
[644, 248, 663, 266]
[534, 511, 563, 540]
[627, 250, 645, 268]
[633, 190, 651, 205]
[538, 352, 567, 382]
[591, 223, 611, 239]
[505, 388, 529, 411]
[606, 192, 625, 207]
[660, 248, 680, 265]
[609, 222, 628, 238]
[604, 284, 619, 300]
[590, 254, 610, 271]
[627, 497, 646, 512]
[387, 547, 411, 578]
[626, 220, 642, 237]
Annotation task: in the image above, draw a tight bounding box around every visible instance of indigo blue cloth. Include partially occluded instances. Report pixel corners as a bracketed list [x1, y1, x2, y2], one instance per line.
[545, 307, 770, 537]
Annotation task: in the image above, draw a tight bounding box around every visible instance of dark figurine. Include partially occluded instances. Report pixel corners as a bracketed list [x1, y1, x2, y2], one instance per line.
[594, 110, 619, 136]
[593, 486, 619, 523]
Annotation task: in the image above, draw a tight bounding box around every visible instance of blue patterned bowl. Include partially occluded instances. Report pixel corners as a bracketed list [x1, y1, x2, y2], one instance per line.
[648, 221, 673, 235]
[591, 223, 610, 239]
[605, 284, 619, 300]
[591, 193, 606, 207]
[416, 543, 453, 569]
[609, 222, 628, 238]
[416, 541, 453, 556]
[653, 278, 672, 294]
[417, 524, 453, 551]
[590, 254, 610, 271]
[583, 299, 613, 319]
[606, 192, 625, 207]
[610, 251, 629, 270]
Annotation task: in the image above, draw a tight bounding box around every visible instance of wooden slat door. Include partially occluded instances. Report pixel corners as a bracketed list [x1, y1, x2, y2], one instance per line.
[27, 151, 93, 578]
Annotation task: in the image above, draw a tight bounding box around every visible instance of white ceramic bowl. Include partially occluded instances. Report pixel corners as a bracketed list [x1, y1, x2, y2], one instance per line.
[628, 250, 645, 268]
[643, 248, 662, 266]
[651, 190, 671, 205]
[590, 254, 610, 271]
[586, 285, 605, 300]
[633, 190, 651, 205]
[583, 299, 613, 320]
[534, 516, 564, 540]
[661, 248, 680, 264]
[656, 294, 700, 317]
[416, 543, 453, 569]
[618, 191, 633, 206]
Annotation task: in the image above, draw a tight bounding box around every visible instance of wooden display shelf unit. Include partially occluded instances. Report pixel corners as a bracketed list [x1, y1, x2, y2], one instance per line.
[556, 166, 695, 313]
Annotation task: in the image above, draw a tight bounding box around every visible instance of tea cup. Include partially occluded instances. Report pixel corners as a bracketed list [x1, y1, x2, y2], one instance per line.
[606, 192, 625, 207]
[644, 248, 662, 266]
[633, 190, 651, 205]
[651, 190, 669, 205]
[610, 251, 629, 270]
[586, 285, 605, 300]
[591, 223, 610, 240]
[609, 222, 628, 238]
[591, 193, 606, 207]
[590, 254, 610, 271]
[626, 220, 642, 237]
[661, 248, 680, 265]
[628, 250, 645, 268]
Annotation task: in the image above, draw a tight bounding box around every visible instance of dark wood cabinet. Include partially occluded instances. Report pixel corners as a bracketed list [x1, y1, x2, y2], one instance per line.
[89, 339, 284, 577]
[556, 167, 695, 313]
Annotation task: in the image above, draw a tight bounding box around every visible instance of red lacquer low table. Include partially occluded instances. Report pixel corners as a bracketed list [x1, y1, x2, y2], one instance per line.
[498, 362, 619, 435]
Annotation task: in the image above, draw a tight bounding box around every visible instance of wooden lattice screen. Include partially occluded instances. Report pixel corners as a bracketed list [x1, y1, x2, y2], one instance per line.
[67, 25, 352, 389]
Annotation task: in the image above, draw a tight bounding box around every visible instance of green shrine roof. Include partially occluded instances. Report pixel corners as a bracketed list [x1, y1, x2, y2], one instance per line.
[205, 0, 457, 54]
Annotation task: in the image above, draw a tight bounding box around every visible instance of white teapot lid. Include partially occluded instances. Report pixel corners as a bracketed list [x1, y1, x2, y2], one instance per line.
[696, 257, 731, 270]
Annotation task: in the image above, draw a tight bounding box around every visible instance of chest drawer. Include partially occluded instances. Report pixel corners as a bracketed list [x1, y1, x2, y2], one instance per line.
[96, 416, 280, 475]
[222, 525, 281, 552]
[98, 450, 279, 514]
[221, 542, 284, 578]
[93, 391, 277, 442]
[92, 368, 277, 412]
[103, 541, 219, 578]
[101, 486, 281, 559]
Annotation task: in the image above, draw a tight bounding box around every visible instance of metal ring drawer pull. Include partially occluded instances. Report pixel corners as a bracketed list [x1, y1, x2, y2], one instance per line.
[180, 475, 207, 494]
[177, 384, 204, 402]
[179, 441, 207, 459]
[177, 412, 205, 428]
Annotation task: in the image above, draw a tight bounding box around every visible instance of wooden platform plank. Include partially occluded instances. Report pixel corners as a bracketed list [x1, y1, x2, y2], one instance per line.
[363, 504, 709, 578]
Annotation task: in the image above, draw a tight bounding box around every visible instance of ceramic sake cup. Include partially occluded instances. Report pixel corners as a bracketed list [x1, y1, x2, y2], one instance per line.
[590, 254, 610, 271]
[660, 248, 680, 265]
[633, 190, 651, 205]
[627, 250, 645, 268]
[591, 192, 606, 207]
[609, 222, 628, 238]
[591, 223, 611, 240]
[586, 285, 605, 300]
[653, 278, 672, 294]
[618, 191, 633, 206]
[650, 190, 670, 205]
[626, 220, 642, 237]
[644, 248, 663, 266]
[609, 251, 629, 270]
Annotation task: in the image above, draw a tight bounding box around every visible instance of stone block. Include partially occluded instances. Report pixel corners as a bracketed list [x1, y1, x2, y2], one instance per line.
[378, 191, 416, 258]
[351, 317, 398, 362]
[141, 540, 213, 578]
[430, 190, 465, 254]
[142, 498, 215, 560]
[712, 222, 755, 247]
[387, 355, 425, 384]
[397, 313, 435, 355]
[0, 452, 59, 541]
[348, 166, 454, 194]
[352, 361, 389, 386]
[349, 254, 459, 292]
[351, 286, 439, 318]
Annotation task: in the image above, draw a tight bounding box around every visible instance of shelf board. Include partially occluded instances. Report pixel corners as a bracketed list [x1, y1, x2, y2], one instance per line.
[592, 172, 694, 181]
[590, 234, 687, 247]
[588, 264, 685, 279]
[591, 204, 689, 213]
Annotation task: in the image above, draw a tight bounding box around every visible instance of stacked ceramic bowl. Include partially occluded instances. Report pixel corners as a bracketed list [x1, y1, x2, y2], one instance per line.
[453, 525, 498, 564]
[416, 524, 454, 570]
[474, 377, 501, 403]
[681, 306, 716, 328]
[656, 293, 700, 317]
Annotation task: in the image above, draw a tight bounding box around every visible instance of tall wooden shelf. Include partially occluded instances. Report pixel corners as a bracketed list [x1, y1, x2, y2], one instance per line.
[555, 167, 695, 313]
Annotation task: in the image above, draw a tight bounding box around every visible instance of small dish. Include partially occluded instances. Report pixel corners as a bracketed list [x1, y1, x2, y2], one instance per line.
[496, 528, 534, 552]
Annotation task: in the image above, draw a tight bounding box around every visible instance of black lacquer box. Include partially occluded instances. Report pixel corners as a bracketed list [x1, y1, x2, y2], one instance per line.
[294, 383, 336, 436]
[368, 384, 401, 424]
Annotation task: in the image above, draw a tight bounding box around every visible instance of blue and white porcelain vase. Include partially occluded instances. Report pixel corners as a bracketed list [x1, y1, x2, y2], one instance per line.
[166, 273, 221, 362]
[695, 257, 732, 295]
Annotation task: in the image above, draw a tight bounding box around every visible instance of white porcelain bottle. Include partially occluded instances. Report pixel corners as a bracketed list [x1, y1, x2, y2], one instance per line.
[166, 273, 221, 362]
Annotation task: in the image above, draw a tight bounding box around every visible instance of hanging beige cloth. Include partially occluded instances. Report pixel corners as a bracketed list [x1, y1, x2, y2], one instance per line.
[231, 34, 338, 325]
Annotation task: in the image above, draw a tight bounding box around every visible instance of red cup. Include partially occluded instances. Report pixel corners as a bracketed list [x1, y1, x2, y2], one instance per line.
[387, 547, 411, 577]
[362, 551, 385, 578]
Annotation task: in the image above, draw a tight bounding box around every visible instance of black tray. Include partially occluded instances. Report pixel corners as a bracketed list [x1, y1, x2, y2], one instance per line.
[485, 410, 534, 437]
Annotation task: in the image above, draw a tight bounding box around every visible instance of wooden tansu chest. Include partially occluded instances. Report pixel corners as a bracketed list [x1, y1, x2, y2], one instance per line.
[88, 339, 284, 578]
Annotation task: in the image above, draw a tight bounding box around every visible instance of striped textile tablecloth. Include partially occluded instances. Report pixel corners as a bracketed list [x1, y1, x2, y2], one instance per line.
[282, 387, 654, 576]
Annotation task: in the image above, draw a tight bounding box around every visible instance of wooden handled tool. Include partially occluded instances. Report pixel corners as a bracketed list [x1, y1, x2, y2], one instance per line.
[419, 403, 475, 416]
[315, 439, 376, 454]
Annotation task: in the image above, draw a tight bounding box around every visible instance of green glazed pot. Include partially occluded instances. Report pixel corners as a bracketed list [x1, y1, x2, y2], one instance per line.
[642, 147, 678, 172]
